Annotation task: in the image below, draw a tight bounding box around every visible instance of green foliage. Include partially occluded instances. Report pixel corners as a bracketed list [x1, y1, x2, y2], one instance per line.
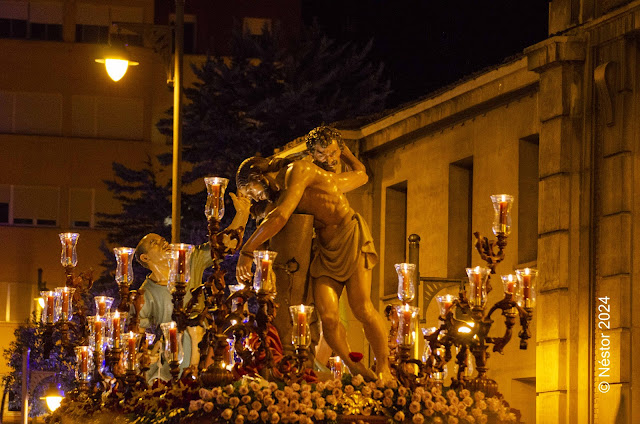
[3, 317, 76, 417]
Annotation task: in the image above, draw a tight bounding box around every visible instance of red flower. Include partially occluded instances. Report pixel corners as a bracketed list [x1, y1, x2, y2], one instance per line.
[349, 352, 363, 363]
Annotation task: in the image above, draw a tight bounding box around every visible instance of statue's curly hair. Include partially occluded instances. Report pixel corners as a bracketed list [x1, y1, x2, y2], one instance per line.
[304, 126, 344, 153]
[236, 156, 292, 190]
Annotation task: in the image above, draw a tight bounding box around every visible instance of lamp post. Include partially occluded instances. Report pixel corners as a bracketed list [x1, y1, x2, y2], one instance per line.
[96, 0, 185, 243]
[171, 0, 184, 244]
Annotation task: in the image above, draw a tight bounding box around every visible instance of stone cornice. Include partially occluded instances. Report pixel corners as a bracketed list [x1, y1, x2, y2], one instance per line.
[524, 36, 586, 73]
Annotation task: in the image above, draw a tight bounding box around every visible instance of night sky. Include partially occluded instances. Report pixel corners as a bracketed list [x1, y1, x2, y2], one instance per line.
[303, 0, 549, 107]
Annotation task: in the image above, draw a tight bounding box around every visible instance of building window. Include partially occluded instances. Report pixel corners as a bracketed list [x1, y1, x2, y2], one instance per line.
[1, 185, 59, 227]
[384, 181, 407, 297]
[170, 14, 197, 54]
[0, 1, 62, 41]
[76, 24, 109, 44]
[243, 17, 272, 37]
[448, 157, 473, 279]
[518, 135, 539, 264]
[69, 188, 94, 228]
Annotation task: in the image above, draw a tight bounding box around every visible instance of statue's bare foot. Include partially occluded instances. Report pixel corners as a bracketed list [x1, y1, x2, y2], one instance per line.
[377, 366, 394, 383]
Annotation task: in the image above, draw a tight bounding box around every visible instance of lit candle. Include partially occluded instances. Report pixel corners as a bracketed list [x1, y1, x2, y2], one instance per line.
[443, 298, 453, 315]
[504, 275, 516, 295]
[61, 290, 69, 319]
[80, 348, 88, 374]
[169, 327, 178, 354]
[47, 294, 55, 323]
[177, 248, 186, 278]
[473, 267, 482, 304]
[331, 356, 343, 379]
[94, 319, 103, 349]
[401, 268, 411, 298]
[128, 331, 136, 370]
[209, 183, 220, 218]
[297, 305, 307, 345]
[65, 238, 73, 264]
[499, 197, 508, 226]
[120, 252, 129, 283]
[112, 311, 121, 348]
[522, 269, 531, 307]
[97, 299, 106, 316]
[260, 256, 272, 285]
[402, 304, 412, 343]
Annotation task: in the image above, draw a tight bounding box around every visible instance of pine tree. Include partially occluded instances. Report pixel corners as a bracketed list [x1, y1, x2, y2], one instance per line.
[98, 25, 390, 288]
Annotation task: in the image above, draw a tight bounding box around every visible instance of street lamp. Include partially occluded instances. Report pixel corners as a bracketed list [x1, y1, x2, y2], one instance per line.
[96, 0, 185, 243]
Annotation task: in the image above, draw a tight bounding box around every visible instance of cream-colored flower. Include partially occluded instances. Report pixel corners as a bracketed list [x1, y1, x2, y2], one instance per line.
[394, 411, 405, 422]
[217, 395, 228, 405]
[275, 390, 285, 400]
[384, 389, 394, 399]
[458, 409, 467, 419]
[267, 405, 278, 414]
[289, 399, 300, 411]
[212, 388, 222, 397]
[431, 386, 441, 396]
[238, 405, 249, 416]
[474, 391, 485, 401]
[315, 382, 325, 392]
[459, 389, 470, 398]
[413, 413, 425, 424]
[239, 386, 249, 396]
[424, 408, 434, 417]
[291, 383, 301, 391]
[409, 401, 421, 414]
[248, 410, 259, 421]
[447, 417, 459, 424]
[270, 412, 280, 423]
[203, 402, 214, 413]
[398, 386, 408, 396]
[289, 413, 300, 423]
[255, 392, 264, 401]
[396, 396, 407, 406]
[279, 397, 289, 407]
[301, 384, 311, 392]
[325, 395, 337, 406]
[450, 396, 459, 405]
[289, 392, 300, 402]
[314, 409, 325, 421]
[200, 388, 213, 401]
[373, 389, 384, 399]
[229, 397, 240, 408]
[361, 386, 372, 397]
[332, 388, 342, 397]
[310, 391, 320, 400]
[477, 400, 487, 410]
[382, 397, 393, 408]
[463, 397, 473, 407]
[414, 387, 425, 396]
[471, 408, 482, 418]
[225, 385, 235, 395]
[352, 374, 364, 386]
[260, 411, 269, 421]
[269, 382, 278, 391]
[300, 391, 311, 399]
[449, 405, 458, 415]
[315, 398, 326, 409]
[325, 410, 337, 420]
[376, 379, 386, 388]
[464, 416, 475, 423]
[251, 400, 262, 411]
[305, 408, 315, 417]
[263, 388, 273, 397]
[433, 417, 443, 424]
[425, 399, 434, 410]
[344, 385, 355, 395]
[477, 415, 488, 424]
[189, 400, 204, 412]
[221, 408, 233, 420]
[264, 396, 275, 407]
[362, 406, 372, 416]
[241, 395, 251, 404]
[235, 414, 245, 424]
[386, 379, 398, 389]
[284, 386, 293, 395]
[249, 382, 261, 392]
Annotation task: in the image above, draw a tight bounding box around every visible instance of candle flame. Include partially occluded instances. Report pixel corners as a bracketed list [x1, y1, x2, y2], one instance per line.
[113, 310, 120, 318]
[231, 320, 237, 325]
[404, 303, 410, 312]
[524, 268, 531, 276]
[474, 266, 482, 274]
[300, 304, 305, 313]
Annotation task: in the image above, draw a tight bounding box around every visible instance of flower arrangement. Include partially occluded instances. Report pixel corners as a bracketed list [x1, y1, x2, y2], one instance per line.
[48, 374, 518, 424]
